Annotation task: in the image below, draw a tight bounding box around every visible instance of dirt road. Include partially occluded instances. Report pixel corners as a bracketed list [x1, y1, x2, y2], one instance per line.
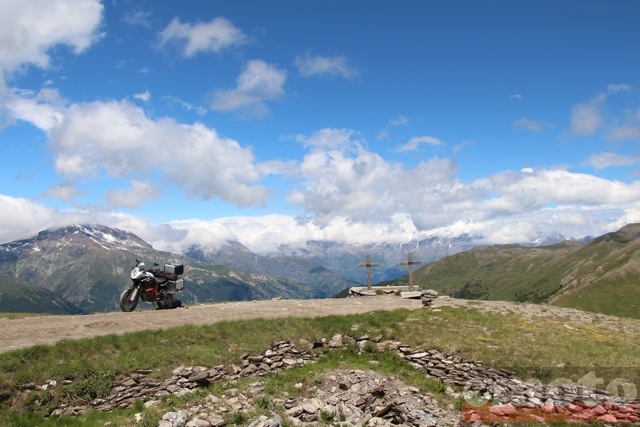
[0, 297, 423, 353]
[2, 296, 638, 354]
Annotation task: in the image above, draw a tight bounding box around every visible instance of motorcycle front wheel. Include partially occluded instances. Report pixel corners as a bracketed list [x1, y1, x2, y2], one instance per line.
[119, 288, 138, 312]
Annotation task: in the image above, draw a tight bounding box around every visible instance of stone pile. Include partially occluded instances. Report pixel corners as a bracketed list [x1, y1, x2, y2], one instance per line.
[81, 340, 319, 414]
[155, 383, 280, 427]
[420, 290, 438, 307]
[283, 369, 459, 426]
[398, 347, 638, 423]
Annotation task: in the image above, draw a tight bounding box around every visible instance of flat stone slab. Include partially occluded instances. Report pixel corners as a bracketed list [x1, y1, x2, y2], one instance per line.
[400, 291, 423, 299]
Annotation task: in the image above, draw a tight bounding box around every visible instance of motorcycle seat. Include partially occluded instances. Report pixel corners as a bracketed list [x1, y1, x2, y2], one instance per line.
[154, 269, 178, 281]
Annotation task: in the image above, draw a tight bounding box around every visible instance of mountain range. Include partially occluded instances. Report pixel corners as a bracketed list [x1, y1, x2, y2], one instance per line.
[0, 225, 322, 313]
[0, 222, 582, 315]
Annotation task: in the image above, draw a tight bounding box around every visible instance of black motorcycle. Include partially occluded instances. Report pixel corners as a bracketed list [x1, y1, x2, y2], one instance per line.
[119, 260, 184, 312]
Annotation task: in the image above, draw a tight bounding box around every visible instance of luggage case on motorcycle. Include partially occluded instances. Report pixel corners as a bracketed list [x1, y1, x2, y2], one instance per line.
[166, 279, 184, 293]
[157, 299, 182, 309]
[164, 263, 184, 275]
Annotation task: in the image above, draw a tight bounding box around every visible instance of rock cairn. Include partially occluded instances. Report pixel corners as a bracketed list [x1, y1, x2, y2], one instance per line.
[420, 290, 438, 307]
[37, 334, 637, 425]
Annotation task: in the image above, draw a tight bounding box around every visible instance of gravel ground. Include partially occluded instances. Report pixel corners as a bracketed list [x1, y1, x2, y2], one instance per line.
[2, 296, 638, 354]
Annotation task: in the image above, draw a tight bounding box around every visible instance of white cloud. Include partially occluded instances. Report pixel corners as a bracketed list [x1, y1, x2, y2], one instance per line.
[211, 60, 286, 118]
[134, 91, 151, 102]
[582, 152, 640, 169]
[570, 85, 635, 138]
[283, 129, 640, 240]
[396, 136, 444, 152]
[452, 140, 475, 153]
[0, 194, 73, 243]
[607, 125, 640, 142]
[0, 0, 103, 71]
[7, 95, 271, 207]
[295, 128, 358, 150]
[6, 87, 66, 130]
[607, 84, 631, 94]
[605, 107, 640, 142]
[570, 97, 604, 136]
[158, 17, 246, 57]
[295, 54, 358, 78]
[105, 180, 161, 209]
[288, 129, 467, 227]
[40, 182, 81, 201]
[474, 169, 640, 218]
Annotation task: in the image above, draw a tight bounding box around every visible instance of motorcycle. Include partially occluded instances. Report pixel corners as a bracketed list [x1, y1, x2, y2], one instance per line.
[119, 259, 184, 312]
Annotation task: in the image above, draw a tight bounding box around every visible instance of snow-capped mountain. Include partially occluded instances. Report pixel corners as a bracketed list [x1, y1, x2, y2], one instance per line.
[0, 224, 323, 313]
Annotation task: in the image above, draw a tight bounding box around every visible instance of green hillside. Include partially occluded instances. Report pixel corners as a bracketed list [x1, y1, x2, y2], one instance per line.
[387, 223, 640, 319]
[0, 275, 83, 315]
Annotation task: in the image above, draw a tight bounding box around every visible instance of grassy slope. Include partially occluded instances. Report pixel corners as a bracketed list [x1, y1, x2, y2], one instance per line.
[550, 225, 640, 318]
[388, 223, 640, 319]
[0, 275, 83, 315]
[0, 303, 638, 426]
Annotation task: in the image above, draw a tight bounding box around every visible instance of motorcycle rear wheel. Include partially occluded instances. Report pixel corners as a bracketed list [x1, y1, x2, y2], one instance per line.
[119, 288, 138, 312]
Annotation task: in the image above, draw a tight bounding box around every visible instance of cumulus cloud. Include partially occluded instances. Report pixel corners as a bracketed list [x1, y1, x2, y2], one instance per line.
[0, 0, 103, 71]
[7, 94, 270, 208]
[158, 16, 246, 57]
[474, 168, 640, 219]
[282, 128, 640, 240]
[295, 54, 359, 78]
[287, 128, 468, 227]
[396, 136, 444, 152]
[0, 194, 78, 243]
[211, 60, 286, 117]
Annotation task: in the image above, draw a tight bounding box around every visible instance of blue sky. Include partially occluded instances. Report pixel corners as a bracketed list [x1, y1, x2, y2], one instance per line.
[1, 0, 640, 252]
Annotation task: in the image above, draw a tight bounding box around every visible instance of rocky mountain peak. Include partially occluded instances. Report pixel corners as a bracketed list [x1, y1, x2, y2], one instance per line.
[32, 224, 152, 250]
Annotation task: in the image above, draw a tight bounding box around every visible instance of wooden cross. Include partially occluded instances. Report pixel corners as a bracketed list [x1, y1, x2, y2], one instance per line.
[358, 254, 379, 290]
[400, 252, 421, 291]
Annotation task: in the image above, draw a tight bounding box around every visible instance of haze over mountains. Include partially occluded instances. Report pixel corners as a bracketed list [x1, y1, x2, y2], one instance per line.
[0, 221, 604, 316]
